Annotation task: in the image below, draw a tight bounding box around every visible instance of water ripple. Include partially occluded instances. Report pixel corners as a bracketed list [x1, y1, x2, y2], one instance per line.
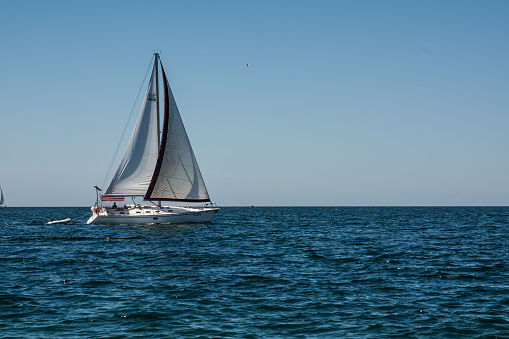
[1, 206, 509, 337]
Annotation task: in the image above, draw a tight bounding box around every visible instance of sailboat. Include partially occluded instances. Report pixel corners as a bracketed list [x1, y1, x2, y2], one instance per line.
[0, 186, 5, 208]
[87, 53, 218, 225]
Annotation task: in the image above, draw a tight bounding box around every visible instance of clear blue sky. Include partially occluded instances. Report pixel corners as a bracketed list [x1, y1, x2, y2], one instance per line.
[1, 0, 508, 206]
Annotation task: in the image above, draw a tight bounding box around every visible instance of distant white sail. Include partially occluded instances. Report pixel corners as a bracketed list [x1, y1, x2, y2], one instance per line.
[105, 60, 160, 197]
[145, 65, 210, 202]
[0, 186, 5, 207]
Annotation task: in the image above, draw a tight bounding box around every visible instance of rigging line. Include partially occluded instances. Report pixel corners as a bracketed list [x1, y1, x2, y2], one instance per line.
[166, 178, 177, 199]
[101, 55, 156, 190]
[69, 212, 93, 223]
[177, 153, 193, 184]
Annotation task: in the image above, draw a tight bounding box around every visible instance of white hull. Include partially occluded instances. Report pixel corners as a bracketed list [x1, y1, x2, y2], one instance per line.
[87, 205, 218, 225]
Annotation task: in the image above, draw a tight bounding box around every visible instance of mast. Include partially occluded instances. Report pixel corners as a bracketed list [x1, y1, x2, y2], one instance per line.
[154, 53, 161, 207]
[154, 53, 160, 147]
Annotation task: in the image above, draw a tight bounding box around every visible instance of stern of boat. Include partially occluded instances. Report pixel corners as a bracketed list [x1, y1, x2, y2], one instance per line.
[87, 204, 101, 224]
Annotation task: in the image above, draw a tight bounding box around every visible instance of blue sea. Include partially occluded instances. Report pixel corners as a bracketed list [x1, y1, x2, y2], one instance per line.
[1, 206, 508, 338]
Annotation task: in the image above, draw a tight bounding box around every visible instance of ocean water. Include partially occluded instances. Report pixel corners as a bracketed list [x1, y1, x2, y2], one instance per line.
[0, 206, 508, 338]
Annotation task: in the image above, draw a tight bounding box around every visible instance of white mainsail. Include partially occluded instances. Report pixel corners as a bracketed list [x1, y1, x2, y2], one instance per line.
[0, 186, 5, 207]
[145, 65, 210, 202]
[105, 60, 160, 197]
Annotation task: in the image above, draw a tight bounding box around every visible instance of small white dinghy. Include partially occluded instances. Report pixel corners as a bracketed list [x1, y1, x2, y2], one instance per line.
[46, 218, 72, 225]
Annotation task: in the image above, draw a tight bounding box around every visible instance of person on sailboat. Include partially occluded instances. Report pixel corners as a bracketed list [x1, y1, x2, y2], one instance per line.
[112, 202, 117, 210]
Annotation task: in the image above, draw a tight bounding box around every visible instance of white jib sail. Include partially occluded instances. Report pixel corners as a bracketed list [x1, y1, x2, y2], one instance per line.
[146, 67, 210, 202]
[0, 186, 4, 206]
[105, 60, 160, 197]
